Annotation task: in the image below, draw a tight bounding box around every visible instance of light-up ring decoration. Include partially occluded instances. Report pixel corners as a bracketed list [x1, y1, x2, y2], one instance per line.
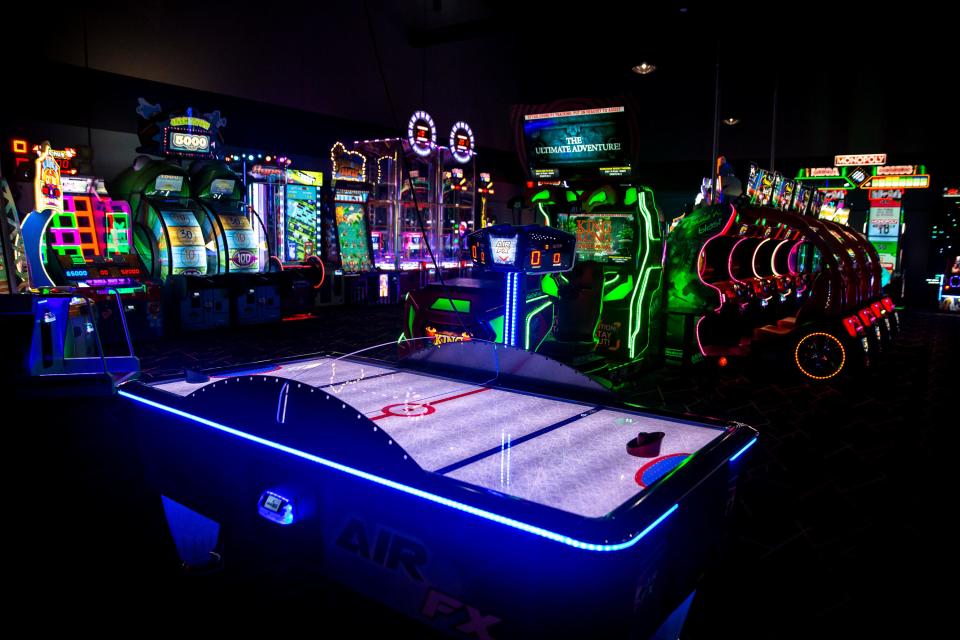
[407, 110, 436, 158]
[449, 121, 475, 164]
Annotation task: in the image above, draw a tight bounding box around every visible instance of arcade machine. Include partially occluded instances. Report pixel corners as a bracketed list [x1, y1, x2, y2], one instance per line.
[111, 101, 276, 331]
[261, 166, 343, 313]
[477, 171, 496, 228]
[1, 146, 138, 387]
[346, 111, 477, 298]
[1, 175, 25, 294]
[189, 159, 280, 325]
[405, 103, 665, 384]
[117, 324, 758, 639]
[12, 142, 163, 342]
[439, 121, 478, 273]
[665, 164, 897, 380]
[328, 142, 379, 303]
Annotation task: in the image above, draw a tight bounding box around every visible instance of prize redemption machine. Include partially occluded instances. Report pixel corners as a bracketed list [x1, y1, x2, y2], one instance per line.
[328, 142, 382, 303]
[665, 165, 897, 381]
[188, 160, 279, 325]
[1, 144, 138, 387]
[9, 141, 162, 341]
[404, 104, 665, 384]
[111, 102, 278, 331]
[246, 163, 343, 314]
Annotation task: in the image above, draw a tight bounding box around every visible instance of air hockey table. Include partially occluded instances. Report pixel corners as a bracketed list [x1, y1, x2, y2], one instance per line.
[118, 340, 757, 638]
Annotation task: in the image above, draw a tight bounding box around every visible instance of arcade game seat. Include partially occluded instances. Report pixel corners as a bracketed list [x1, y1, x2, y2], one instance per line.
[540, 260, 604, 359]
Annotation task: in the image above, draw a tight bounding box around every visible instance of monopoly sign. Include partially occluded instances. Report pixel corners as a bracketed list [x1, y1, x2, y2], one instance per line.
[834, 153, 886, 166]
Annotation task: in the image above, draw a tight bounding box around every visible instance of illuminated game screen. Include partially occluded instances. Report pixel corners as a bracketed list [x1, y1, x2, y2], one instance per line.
[335, 191, 373, 273]
[524, 107, 630, 180]
[557, 213, 634, 264]
[160, 210, 206, 275]
[285, 185, 318, 261]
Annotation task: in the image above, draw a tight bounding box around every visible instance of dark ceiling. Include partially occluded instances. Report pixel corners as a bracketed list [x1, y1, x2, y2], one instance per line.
[5, 1, 956, 173]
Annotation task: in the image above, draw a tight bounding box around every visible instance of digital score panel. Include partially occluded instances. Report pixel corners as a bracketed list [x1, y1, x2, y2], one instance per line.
[468, 224, 576, 274]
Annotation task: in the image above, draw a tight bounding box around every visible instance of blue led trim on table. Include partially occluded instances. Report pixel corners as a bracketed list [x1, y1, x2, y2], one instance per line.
[729, 437, 758, 462]
[119, 389, 678, 552]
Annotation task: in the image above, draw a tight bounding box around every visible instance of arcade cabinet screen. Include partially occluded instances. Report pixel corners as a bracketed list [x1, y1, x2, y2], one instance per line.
[335, 190, 373, 273]
[524, 107, 630, 180]
[210, 179, 235, 196]
[285, 185, 318, 261]
[557, 213, 633, 264]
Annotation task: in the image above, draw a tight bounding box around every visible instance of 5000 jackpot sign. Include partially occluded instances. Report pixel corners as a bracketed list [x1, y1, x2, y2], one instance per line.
[524, 107, 630, 178]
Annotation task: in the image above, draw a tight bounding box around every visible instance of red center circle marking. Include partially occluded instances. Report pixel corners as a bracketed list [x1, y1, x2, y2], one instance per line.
[381, 402, 436, 418]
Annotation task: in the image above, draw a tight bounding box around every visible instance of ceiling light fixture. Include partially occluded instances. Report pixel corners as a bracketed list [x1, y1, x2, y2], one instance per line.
[723, 117, 740, 125]
[632, 63, 656, 75]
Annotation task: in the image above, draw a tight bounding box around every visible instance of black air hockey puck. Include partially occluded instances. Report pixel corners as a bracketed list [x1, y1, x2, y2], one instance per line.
[627, 432, 665, 458]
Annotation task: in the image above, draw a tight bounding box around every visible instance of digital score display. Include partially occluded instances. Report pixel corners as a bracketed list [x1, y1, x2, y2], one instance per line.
[165, 128, 213, 157]
[468, 225, 576, 274]
[407, 110, 437, 158]
[448, 121, 475, 164]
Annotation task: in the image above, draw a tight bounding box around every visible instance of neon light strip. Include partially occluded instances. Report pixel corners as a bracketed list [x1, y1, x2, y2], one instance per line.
[505, 275, 512, 345]
[728, 237, 749, 283]
[118, 389, 679, 552]
[770, 239, 790, 276]
[511, 273, 520, 347]
[693, 206, 738, 356]
[524, 300, 553, 349]
[751, 238, 771, 278]
[729, 437, 758, 462]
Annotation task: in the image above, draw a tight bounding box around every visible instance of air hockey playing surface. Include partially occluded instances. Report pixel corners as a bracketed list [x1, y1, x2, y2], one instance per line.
[119, 342, 757, 638]
[152, 355, 729, 518]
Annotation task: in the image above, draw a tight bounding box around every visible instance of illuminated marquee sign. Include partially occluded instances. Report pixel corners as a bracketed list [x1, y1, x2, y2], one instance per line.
[167, 129, 212, 155]
[834, 153, 886, 166]
[448, 121, 475, 164]
[331, 142, 366, 182]
[33, 143, 63, 215]
[876, 165, 917, 176]
[169, 116, 211, 129]
[407, 110, 437, 158]
[809, 167, 840, 177]
[861, 175, 929, 190]
[250, 164, 284, 178]
[425, 326, 473, 346]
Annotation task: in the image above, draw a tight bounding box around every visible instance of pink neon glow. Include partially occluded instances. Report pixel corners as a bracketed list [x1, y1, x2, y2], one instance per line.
[770, 239, 790, 277]
[728, 237, 749, 284]
[787, 240, 803, 276]
[694, 206, 738, 355]
[751, 238, 771, 278]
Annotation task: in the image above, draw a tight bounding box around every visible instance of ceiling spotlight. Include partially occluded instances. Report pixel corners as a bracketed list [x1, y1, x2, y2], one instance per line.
[632, 63, 656, 75]
[723, 117, 741, 125]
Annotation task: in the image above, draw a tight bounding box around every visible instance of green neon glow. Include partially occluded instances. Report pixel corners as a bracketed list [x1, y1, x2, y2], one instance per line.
[397, 332, 405, 344]
[537, 202, 551, 227]
[531, 189, 552, 203]
[604, 274, 621, 286]
[489, 315, 504, 344]
[628, 188, 664, 359]
[407, 306, 415, 337]
[430, 298, 471, 313]
[587, 190, 608, 207]
[566, 191, 578, 203]
[624, 188, 638, 206]
[524, 300, 554, 349]
[603, 275, 634, 302]
[541, 273, 559, 297]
